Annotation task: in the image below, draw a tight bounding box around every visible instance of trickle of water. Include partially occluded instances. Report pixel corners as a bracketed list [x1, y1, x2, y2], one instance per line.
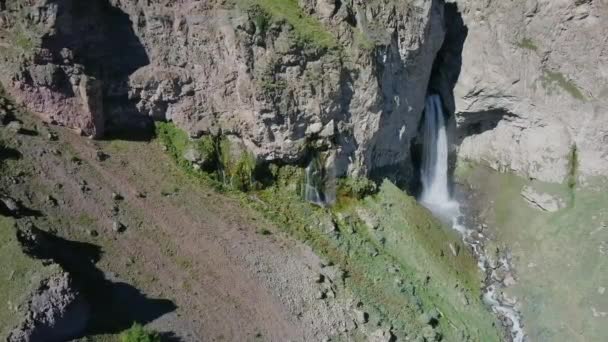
[419, 94, 525, 342]
[303, 157, 325, 206]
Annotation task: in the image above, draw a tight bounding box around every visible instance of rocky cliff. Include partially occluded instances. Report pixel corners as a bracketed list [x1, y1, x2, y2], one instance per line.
[2, 0, 606, 186]
[444, 0, 608, 184]
[0, 0, 448, 185]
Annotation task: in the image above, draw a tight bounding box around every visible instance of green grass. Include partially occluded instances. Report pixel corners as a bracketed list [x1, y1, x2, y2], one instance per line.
[237, 0, 337, 49]
[0, 216, 61, 339]
[119, 323, 161, 342]
[153, 123, 501, 340]
[515, 37, 538, 51]
[541, 69, 586, 101]
[456, 162, 608, 342]
[249, 177, 500, 341]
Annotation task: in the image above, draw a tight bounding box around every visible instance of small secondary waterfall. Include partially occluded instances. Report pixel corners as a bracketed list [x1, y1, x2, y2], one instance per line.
[303, 159, 325, 206]
[419, 95, 525, 342]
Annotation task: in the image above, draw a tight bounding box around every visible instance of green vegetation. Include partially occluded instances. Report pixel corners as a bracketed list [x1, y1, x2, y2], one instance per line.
[154, 122, 501, 340]
[248, 177, 500, 341]
[541, 69, 586, 101]
[155, 121, 258, 191]
[0, 216, 60, 339]
[236, 0, 337, 49]
[515, 37, 538, 51]
[337, 177, 377, 201]
[353, 29, 375, 51]
[250, 5, 271, 36]
[567, 144, 578, 191]
[119, 323, 161, 342]
[456, 162, 608, 342]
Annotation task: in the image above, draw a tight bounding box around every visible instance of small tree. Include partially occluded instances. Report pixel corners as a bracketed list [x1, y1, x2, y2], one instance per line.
[119, 323, 161, 342]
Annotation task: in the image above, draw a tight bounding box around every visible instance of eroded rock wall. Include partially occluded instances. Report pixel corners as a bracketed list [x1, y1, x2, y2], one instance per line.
[1, 0, 447, 183]
[448, 0, 608, 183]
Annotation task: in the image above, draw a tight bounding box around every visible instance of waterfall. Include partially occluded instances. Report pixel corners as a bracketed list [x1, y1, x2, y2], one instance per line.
[303, 157, 325, 206]
[420, 94, 458, 217]
[419, 94, 525, 342]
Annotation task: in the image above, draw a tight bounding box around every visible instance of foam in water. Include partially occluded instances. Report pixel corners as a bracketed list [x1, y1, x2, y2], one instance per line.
[420, 95, 459, 217]
[419, 94, 525, 342]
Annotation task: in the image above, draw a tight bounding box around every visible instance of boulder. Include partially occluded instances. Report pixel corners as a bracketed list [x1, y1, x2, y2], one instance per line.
[520, 186, 565, 212]
[8, 272, 90, 342]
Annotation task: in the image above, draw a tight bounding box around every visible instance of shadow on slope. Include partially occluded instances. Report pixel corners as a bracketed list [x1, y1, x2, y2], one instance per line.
[16, 221, 176, 337]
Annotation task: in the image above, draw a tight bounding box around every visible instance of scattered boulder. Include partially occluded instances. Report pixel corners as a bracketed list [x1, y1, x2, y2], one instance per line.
[520, 186, 565, 212]
[6, 121, 23, 134]
[112, 220, 125, 233]
[421, 325, 438, 341]
[370, 328, 394, 342]
[305, 122, 323, 136]
[95, 150, 108, 162]
[45, 195, 58, 207]
[183, 147, 202, 164]
[353, 309, 368, 324]
[46, 132, 58, 141]
[111, 192, 123, 201]
[0, 196, 20, 216]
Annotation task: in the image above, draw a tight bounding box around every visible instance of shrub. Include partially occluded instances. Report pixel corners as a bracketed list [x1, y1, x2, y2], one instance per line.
[338, 177, 378, 200]
[119, 323, 161, 342]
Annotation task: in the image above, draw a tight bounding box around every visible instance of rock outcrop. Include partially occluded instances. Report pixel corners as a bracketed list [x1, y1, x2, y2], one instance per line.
[445, 0, 608, 183]
[8, 272, 90, 342]
[0, 0, 448, 183]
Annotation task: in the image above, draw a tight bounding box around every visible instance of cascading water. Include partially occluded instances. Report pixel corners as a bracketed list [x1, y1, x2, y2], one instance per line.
[303, 156, 325, 206]
[419, 94, 525, 342]
[420, 95, 459, 217]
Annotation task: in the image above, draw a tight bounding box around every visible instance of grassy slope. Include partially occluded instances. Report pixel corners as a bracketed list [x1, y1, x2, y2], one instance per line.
[0, 216, 61, 339]
[456, 162, 608, 342]
[156, 122, 501, 341]
[234, 0, 337, 49]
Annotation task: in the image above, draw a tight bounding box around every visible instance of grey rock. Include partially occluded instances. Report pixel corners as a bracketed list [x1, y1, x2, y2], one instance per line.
[6, 121, 22, 133]
[449, 0, 608, 182]
[0, 0, 447, 182]
[112, 221, 125, 233]
[370, 328, 394, 342]
[8, 272, 89, 342]
[183, 147, 202, 164]
[353, 309, 368, 324]
[1, 196, 20, 214]
[520, 186, 565, 212]
[95, 151, 108, 162]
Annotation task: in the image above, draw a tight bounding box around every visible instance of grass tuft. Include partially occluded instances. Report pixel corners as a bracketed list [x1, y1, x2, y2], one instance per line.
[515, 37, 538, 51]
[541, 69, 586, 101]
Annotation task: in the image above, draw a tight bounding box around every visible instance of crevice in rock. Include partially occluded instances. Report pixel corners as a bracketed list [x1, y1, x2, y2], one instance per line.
[37, 0, 151, 136]
[454, 108, 518, 146]
[410, 2, 467, 196]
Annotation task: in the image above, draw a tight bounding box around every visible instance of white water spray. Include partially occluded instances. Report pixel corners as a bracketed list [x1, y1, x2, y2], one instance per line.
[419, 95, 525, 342]
[420, 95, 459, 218]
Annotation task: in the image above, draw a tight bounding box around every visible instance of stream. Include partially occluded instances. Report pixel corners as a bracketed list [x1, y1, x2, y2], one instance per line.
[419, 95, 525, 342]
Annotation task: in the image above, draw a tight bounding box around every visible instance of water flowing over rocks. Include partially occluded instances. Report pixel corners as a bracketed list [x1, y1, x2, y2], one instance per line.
[420, 95, 525, 342]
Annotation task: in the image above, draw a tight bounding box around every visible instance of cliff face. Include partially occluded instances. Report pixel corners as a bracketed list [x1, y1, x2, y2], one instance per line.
[0, 0, 446, 184]
[446, 0, 608, 183]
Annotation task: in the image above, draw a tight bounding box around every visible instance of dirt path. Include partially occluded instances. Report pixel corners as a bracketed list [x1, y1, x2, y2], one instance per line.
[1, 119, 358, 341]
